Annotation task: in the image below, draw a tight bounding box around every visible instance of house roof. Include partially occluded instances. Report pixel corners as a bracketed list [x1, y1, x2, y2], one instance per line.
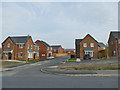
[98, 42, 105, 47]
[2, 36, 31, 44]
[64, 49, 75, 51]
[111, 31, 120, 39]
[51, 45, 61, 50]
[75, 39, 83, 45]
[39, 41, 50, 47]
[34, 43, 39, 46]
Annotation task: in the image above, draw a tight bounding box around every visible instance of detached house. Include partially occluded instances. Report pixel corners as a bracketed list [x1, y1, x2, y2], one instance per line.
[75, 34, 98, 59]
[2, 36, 40, 60]
[35, 40, 52, 59]
[51, 45, 64, 54]
[108, 31, 120, 56]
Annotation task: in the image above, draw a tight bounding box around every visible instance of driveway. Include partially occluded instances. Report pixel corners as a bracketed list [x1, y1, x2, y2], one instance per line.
[1, 56, 119, 88]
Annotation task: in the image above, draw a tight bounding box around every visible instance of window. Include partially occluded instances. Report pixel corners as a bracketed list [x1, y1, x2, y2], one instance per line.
[119, 39, 120, 44]
[51, 48, 52, 50]
[19, 44, 23, 48]
[8, 43, 10, 47]
[38, 46, 39, 50]
[47, 47, 49, 50]
[83, 43, 87, 47]
[90, 43, 94, 47]
[111, 41, 113, 45]
[37, 53, 39, 56]
[28, 52, 33, 58]
[85, 51, 93, 57]
[54, 49, 56, 52]
[34, 46, 36, 50]
[5, 53, 7, 56]
[27, 44, 29, 49]
[19, 52, 23, 58]
[31, 45, 32, 49]
[42, 54, 45, 56]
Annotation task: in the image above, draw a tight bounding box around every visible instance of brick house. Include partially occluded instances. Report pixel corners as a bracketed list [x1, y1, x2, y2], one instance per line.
[75, 34, 98, 59]
[64, 49, 75, 55]
[2, 36, 40, 60]
[35, 40, 52, 59]
[108, 31, 120, 56]
[51, 45, 64, 54]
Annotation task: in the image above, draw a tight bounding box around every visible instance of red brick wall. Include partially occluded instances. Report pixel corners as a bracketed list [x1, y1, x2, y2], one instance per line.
[35, 40, 52, 59]
[2, 37, 14, 60]
[2, 37, 39, 60]
[80, 34, 98, 59]
[58, 46, 64, 54]
[108, 34, 119, 56]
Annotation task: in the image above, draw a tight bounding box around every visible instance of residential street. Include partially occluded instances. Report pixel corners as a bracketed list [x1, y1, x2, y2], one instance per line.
[1, 56, 119, 88]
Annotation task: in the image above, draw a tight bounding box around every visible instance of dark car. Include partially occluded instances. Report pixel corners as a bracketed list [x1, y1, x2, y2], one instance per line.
[84, 54, 91, 60]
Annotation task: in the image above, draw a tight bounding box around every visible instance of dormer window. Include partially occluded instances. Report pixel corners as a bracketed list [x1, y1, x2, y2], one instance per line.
[8, 43, 10, 48]
[19, 44, 23, 48]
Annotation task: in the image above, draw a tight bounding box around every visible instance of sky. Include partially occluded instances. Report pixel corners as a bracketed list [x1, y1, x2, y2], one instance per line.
[1, 2, 118, 49]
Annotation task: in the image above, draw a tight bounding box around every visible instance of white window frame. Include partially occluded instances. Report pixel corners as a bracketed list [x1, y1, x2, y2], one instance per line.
[119, 39, 120, 44]
[19, 44, 23, 48]
[34, 45, 36, 50]
[8, 43, 10, 48]
[90, 43, 94, 47]
[83, 43, 87, 47]
[38, 46, 39, 50]
[42, 54, 45, 56]
[27, 44, 29, 49]
[85, 51, 93, 57]
[28, 52, 33, 58]
[5, 53, 7, 56]
[37, 52, 39, 56]
[19, 52, 23, 58]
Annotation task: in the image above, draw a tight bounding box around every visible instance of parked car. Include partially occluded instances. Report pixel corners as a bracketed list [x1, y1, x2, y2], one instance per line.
[84, 54, 91, 60]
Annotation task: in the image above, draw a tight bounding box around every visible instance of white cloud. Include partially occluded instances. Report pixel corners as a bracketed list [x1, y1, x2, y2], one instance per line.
[2, 2, 118, 48]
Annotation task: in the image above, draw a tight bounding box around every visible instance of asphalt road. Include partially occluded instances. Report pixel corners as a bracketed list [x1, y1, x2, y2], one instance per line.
[1, 56, 119, 88]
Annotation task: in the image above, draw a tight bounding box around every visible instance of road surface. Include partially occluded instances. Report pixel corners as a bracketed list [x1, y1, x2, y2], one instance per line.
[1, 56, 119, 88]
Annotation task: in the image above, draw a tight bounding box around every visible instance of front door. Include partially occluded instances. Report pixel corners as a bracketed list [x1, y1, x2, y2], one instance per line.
[8, 53, 12, 60]
[34, 54, 36, 59]
[49, 53, 51, 57]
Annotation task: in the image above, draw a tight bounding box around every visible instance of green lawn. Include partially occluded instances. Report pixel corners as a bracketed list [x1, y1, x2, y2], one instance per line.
[66, 58, 76, 63]
[57, 62, 120, 70]
[68, 58, 76, 60]
[2, 61, 22, 67]
[19, 59, 39, 62]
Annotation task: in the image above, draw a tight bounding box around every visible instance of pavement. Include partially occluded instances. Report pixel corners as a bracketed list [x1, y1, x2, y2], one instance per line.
[1, 56, 119, 88]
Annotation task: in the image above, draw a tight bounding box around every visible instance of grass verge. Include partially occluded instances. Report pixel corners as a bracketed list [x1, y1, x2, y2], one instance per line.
[1, 61, 22, 67]
[57, 62, 120, 70]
